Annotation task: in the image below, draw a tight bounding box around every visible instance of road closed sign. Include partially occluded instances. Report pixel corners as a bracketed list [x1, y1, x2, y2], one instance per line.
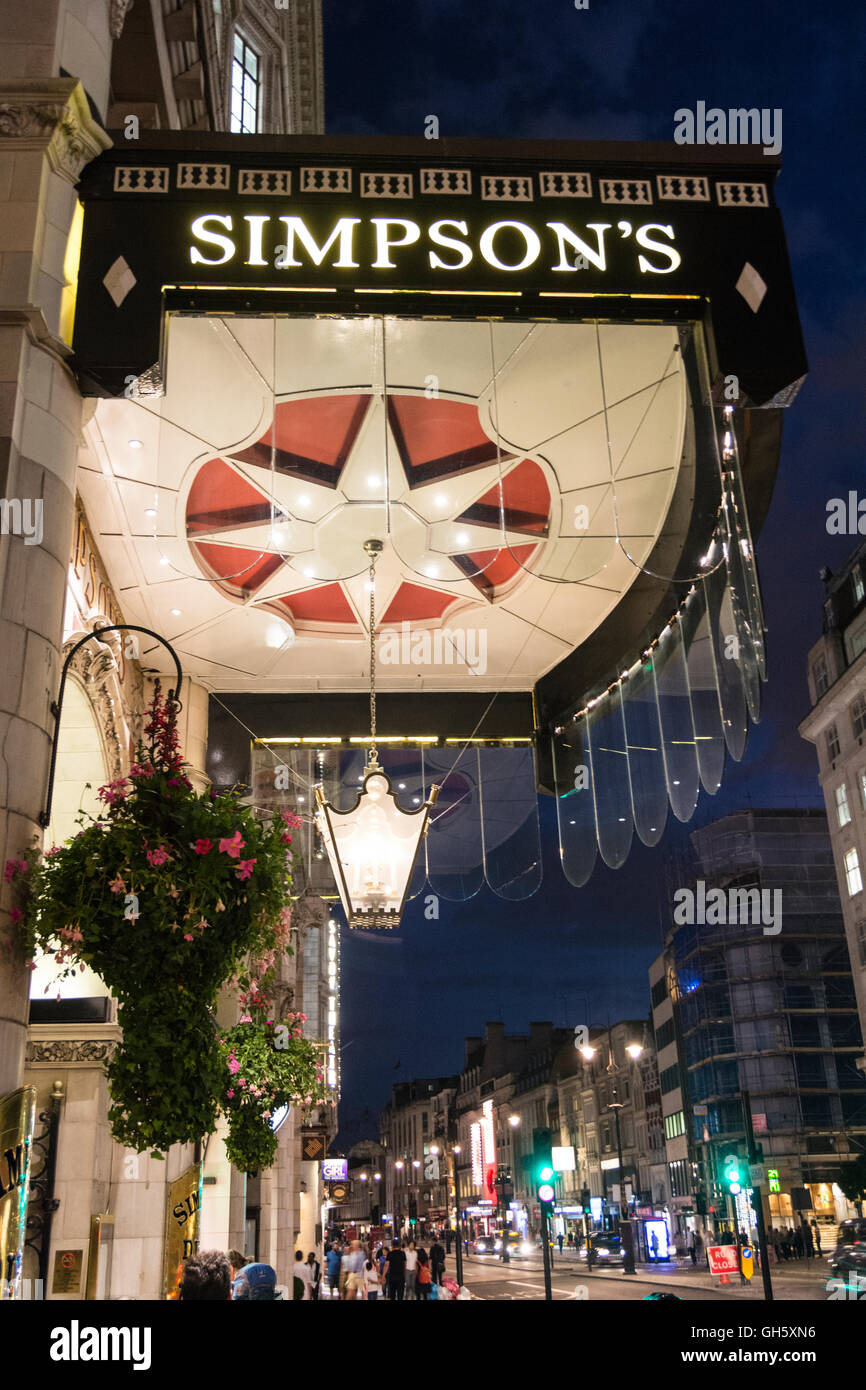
[707, 1245, 740, 1276]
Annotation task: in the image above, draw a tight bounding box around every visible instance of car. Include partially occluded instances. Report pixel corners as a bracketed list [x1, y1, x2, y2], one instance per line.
[830, 1217, 866, 1266]
[470, 1235, 500, 1255]
[827, 1244, 866, 1299]
[578, 1235, 624, 1266]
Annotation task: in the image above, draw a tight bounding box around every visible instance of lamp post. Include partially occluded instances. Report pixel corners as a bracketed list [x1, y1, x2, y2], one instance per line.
[580, 1032, 642, 1275]
[452, 1146, 464, 1287]
[497, 1112, 520, 1262]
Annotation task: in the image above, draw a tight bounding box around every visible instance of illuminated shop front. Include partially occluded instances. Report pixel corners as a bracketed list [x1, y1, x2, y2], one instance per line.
[66, 135, 806, 928]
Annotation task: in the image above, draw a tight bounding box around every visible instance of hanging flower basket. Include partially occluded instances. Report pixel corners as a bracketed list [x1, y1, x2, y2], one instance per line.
[6, 684, 301, 1157]
[221, 1004, 327, 1173]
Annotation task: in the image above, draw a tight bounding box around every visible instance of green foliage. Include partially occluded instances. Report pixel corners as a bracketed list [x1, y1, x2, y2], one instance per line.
[221, 1013, 327, 1173]
[6, 684, 302, 1157]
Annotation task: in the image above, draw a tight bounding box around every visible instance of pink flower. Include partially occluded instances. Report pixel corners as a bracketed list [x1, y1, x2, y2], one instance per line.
[281, 809, 302, 830]
[146, 845, 171, 867]
[192, 838, 213, 855]
[45, 846, 61, 858]
[183, 933, 194, 942]
[215, 899, 225, 912]
[228, 1056, 241, 1074]
[97, 779, 129, 806]
[168, 884, 180, 899]
[281, 832, 292, 846]
[239, 1015, 252, 1024]
[109, 876, 126, 894]
[238, 1078, 247, 1089]
[4, 859, 27, 883]
[129, 762, 155, 780]
[226, 1088, 235, 1100]
[262, 1110, 271, 1120]
[235, 858, 256, 881]
[218, 831, 245, 859]
[10, 907, 22, 924]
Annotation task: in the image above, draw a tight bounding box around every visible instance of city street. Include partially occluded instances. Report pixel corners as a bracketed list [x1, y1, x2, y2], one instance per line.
[461, 1253, 831, 1302]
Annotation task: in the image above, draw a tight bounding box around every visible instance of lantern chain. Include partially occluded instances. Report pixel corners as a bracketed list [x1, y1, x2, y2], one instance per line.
[364, 539, 382, 770]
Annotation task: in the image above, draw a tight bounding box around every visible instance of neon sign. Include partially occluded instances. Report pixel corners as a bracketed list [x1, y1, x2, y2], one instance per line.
[188, 213, 682, 277]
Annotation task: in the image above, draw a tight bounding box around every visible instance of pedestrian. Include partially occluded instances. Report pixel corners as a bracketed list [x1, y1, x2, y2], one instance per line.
[567, 1233, 575, 1249]
[793, 1224, 804, 1259]
[416, 1249, 432, 1300]
[557, 1232, 564, 1254]
[404, 1239, 418, 1300]
[770, 1227, 783, 1264]
[364, 1256, 381, 1301]
[343, 1239, 367, 1300]
[325, 1241, 342, 1298]
[688, 1232, 697, 1266]
[179, 1250, 232, 1301]
[307, 1250, 321, 1300]
[801, 1219, 814, 1259]
[430, 1235, 445, 1285]
[293, 1249, 312, 1300]
[227, 1249, 248, 1284]
[233, 1262, 280, 1301]
[811, 1219, 823, 1255]
[385, 1238, 406, 1301]
[694, 1231, 704, 1266]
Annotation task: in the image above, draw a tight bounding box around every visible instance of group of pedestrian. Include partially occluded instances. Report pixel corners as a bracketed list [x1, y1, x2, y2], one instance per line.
[172, 1247, 321, 1300]
[767, 1219, 821, 1261]
[322, 1235, 447, 1300]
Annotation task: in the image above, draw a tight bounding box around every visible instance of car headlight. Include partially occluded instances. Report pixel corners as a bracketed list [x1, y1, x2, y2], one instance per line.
[597, 1247, 609, 1256]
[477, 1241, 486, 1251]
[521, 1243, 533, 1254]
[494, 1240, 502, 1250]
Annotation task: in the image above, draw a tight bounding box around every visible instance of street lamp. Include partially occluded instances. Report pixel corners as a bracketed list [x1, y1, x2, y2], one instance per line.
[607, 1040, 643, 1276]
[497, 1110, 521, 1262]
[452, 1145, 464, 1287]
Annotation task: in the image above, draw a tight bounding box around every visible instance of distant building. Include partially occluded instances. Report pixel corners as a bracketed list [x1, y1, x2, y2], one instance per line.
[650, 809, 866, 1240]
[800, 541, 866, 1052]
[379, 1075, 459, 1237]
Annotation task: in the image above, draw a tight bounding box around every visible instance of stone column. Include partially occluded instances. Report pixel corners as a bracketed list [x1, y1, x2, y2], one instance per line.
[0, 78, 110, 1096]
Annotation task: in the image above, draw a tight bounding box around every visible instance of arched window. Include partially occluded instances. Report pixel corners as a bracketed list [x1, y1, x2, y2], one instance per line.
[230, 31, 261, 133]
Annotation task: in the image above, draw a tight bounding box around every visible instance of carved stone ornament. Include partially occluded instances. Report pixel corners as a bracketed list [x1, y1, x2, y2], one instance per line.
[63, 622, 138, 782]
[26, 1039, 117, 1065]
[0, 78, 112, 182]
[109, 0, 135, 39]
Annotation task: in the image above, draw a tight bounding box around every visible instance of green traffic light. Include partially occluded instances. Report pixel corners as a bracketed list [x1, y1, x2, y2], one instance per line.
[539, 1165, 554, 1182]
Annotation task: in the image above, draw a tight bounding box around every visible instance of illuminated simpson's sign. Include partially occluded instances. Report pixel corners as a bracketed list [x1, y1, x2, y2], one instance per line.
[188, 214, 682, 276]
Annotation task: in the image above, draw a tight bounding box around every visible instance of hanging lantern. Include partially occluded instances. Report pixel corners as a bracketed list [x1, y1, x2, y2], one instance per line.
[314, 540, 439, 929]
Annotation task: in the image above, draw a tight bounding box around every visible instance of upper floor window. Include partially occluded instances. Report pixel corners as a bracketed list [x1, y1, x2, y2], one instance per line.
[860, 770, 866, 810]
[845, 846, 863, 897]
[853, 569, 865, 606]
[826, 724, 841, 762]
[813, 654, 830, 699]
[836, 782, 852, 828]
[231, 34, 260, 133]
[852, 694, 866, 740]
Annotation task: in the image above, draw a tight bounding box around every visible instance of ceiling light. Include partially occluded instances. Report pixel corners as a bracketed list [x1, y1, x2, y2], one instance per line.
[456, 531, 470, 546]
[297, 494, 311, 508]
[159, 555, 170, 566]
[412, 796, 420, 804]
[264, 623, 288, 649]
[302, 566, 315, 578]
[398, 783, 406, 790]
[425, 564, 439, 578]
[128, 439, 143, 449]
[366, 474, 381, 489]
[298, 796, 305, 804]
[170, 608, 181, 616]
[433, 494, 449, 509]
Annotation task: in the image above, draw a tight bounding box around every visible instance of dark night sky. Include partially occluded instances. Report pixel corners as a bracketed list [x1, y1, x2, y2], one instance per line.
[320, 0, 866, 1148]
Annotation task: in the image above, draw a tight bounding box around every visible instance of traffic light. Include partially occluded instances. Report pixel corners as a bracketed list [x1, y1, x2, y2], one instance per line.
[723, 1153, 744, 1196]
[581, 1188, 592, 1215]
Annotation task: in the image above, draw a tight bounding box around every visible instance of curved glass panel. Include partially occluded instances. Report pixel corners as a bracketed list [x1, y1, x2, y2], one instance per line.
[703, 565, 748, 762]
[587, 688, 634, 869]
[421, 746, 484, 901]
[722, 510, 762, 725]
[720, 410, 766, 680]
[621, 662, 668, 847]
[552, 724, 597, 887]
[653, 621, 700, 823]
[478, 746, 542, 900]
[681, 586, 726, 796]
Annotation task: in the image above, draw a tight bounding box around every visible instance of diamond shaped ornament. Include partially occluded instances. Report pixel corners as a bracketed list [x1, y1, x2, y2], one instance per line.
[103, 255, 137, 307]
